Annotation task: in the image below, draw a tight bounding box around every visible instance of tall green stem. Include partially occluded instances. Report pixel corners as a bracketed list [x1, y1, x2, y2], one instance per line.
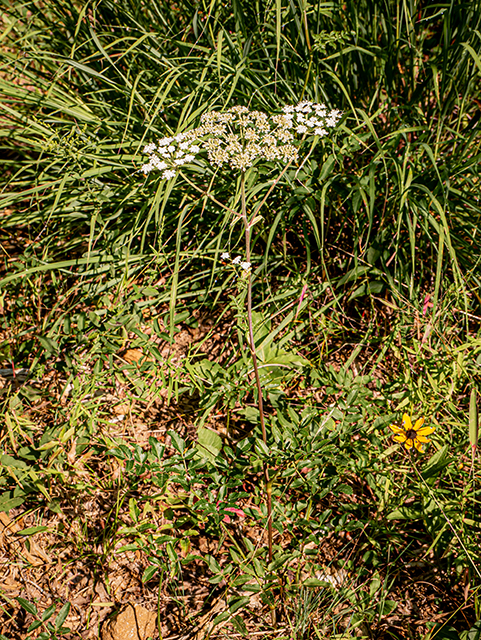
[241, 174, 273, 564]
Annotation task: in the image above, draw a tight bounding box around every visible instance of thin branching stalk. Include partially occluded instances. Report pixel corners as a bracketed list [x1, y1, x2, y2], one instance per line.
[240, 174, 273, 565]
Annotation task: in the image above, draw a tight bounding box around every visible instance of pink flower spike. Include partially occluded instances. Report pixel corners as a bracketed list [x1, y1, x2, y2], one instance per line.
[423, 293, 433, 316]
[295, 284, 308, 320]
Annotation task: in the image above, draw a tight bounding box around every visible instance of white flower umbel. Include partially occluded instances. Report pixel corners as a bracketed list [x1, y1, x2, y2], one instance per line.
[221, 252, 230, 260]
[141, 102, 342, 178]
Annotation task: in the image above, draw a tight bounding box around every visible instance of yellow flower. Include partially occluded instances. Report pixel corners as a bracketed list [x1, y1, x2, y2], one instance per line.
[389, 414, 435, 452]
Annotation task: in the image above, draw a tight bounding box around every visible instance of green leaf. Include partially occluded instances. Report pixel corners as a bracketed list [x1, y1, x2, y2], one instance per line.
[463, 620, 481, 639]
[168, 431, 185, 454]
[205, 554, 222, 574]
[142, 565, 158, 583]
[386, 507, 423, 521]
[377, 599, 397, 616]
[227, 596, 251, 615]
[16, 526, 49, 536]
[254, 438, 270, 458]
[41, 603, 56, 621]
[303, 578, 329, 587]
[16, 597, 38, 616]
[421, 445, 450, 482]
[196, 427, 223, 461]
[54, 602, 70, 630]
[1, 455, 27, 469]
[429, 623, 461, 639]
[0, 495, 25, 513]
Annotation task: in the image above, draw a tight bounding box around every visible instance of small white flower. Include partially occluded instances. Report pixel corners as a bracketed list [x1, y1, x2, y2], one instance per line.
[175, 150, 184, 157]
[151, 157, 167, 170]
[240, 261, 251, 271]
[141, 163, 153, 174]
[162, 169, 177, 180]
[184, 154, 195, 163]
[314, 128, 328, 136]
[175, 133, 187, 141]
[179, 142, 190, 150]
[282, 105, 295, 113]
[174, 158, 186, 165]
[296, 125, 308, 133]
[189, 145, 200, 153]
[232, 256, 242, 264]
[158, 137, 173, 146]
[143, 142, 157, 154]
[167, 145, 176, 153]
[221, 252, 230, 260]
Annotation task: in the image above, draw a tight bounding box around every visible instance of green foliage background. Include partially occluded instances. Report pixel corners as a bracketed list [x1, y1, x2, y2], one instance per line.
[1, 0, 481, 638]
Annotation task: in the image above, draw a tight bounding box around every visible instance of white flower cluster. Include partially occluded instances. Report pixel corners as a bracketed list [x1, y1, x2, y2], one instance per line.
[141, 102, 342, 179]
[141, 132, 201, 179]
[281, 101, 342, 137]
[221, 252, 251, 272]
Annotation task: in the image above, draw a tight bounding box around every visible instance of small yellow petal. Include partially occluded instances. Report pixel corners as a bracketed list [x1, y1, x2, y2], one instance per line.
[405, 438, 414, 450]
[389, 424, 403, 434]
[402, 414, 413, 430]
[413, 417, 425, 431]
[416, 435, 430, 443]
[394, 434, 407, 443]
[414, 440, 424, 452]
[417, 426, 435, 436]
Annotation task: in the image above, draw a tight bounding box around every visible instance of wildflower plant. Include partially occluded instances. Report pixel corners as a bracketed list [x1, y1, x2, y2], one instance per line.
[389, 414, 435, 452]
[140, 101, 342, 562]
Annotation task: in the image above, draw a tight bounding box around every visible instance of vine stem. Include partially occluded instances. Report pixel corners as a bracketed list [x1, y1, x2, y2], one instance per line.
[241, 174, 273, 566]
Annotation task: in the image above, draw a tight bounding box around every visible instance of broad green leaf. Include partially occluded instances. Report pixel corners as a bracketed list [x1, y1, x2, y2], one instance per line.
[421, 445, 450, 482]
[16, 597, 38, 616]
[54, 603, 70, 630]
[196, 427, 223, 461]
